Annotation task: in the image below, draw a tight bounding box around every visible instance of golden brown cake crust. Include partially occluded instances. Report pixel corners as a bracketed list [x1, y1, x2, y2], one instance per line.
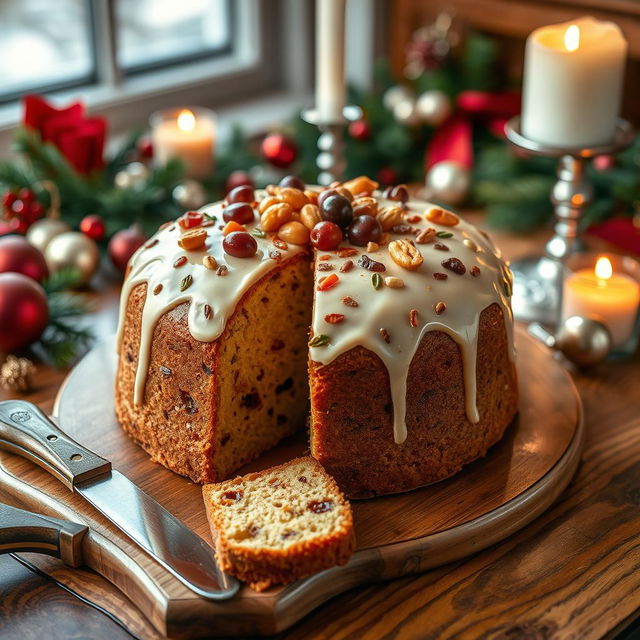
[203, 457, 355, 591]
[309, 303, 518, 498]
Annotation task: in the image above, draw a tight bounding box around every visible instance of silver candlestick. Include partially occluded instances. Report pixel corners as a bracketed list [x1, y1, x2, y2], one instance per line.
[302, 106, 362, 185]
[504, 117, 634, 325]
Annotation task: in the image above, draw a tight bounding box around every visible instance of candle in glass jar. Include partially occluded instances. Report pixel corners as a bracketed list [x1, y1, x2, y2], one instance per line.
[151, 108, 215, 179]
[562, 256, 640, 347]
[315, 0, 346, 122]
[521, 17, 627, 148]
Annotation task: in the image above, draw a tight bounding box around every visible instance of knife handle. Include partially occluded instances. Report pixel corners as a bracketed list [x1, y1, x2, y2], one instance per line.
[0, 503, 88, 567]
[0, 400, 111, 491]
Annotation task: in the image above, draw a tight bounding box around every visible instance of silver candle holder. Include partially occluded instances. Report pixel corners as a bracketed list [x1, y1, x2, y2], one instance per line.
[504, 116, 634, 325]
[302, 106, 362, 185]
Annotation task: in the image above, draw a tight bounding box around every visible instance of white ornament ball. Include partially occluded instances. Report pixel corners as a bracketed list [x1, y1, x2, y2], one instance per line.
[393, 98, 421, 126]
[383, 85, 414, 111]
[45, 231, 100, 286]
[425, 161, 471, 206]
[115, 162, 149, 189]
[173, 180, 206, 210]
[26, 218, 71, 253]
[416, 90, 452, 127]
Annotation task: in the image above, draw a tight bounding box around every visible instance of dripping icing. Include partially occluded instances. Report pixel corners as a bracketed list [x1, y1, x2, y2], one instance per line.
[116, 191, 515, 441]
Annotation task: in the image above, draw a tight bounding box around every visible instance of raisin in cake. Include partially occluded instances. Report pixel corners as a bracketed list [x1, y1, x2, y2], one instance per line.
[115, 176, 518, 497]
[202, 457, 355, 591]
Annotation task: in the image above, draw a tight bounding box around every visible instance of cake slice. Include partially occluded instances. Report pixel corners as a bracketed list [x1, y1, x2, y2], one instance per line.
[202, 457, 355, 591]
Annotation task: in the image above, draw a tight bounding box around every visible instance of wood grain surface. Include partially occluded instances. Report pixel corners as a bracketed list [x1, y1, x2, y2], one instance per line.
[0, 325, 582, 638]
[1, 222, 638, 640]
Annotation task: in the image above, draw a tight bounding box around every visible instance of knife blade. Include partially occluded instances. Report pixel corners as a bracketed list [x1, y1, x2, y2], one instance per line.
[0, 400, 238, 600]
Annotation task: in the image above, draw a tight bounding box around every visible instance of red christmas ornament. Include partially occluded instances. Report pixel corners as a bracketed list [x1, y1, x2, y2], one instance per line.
[593, 155, 615, 172]
[108, 227, 147, 272]
[0, 272, 49, 352]
[377, 166, 399, 186]
[80, 214, 106, 241]
[225, 170, 254, 194]
[260, 133, 298, 168]
[348, 119, 371, 140]
[137, 137, 154, 160]
[0, 235, 49, 282]
[2, 188, 46, 232]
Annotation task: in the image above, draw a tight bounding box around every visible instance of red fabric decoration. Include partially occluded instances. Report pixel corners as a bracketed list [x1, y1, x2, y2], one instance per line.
[23, 95, 107, 175]
[588, 217, 640, 255]
[425, 91, 521, 170]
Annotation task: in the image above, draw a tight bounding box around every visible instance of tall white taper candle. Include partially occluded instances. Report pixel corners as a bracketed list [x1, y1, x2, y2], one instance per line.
[315, 0, 347, 122]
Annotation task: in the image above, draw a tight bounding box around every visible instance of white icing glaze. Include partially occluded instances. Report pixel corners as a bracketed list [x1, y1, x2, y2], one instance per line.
[116, 189, 515, 445]
[309, 195, 515, 444]
[115, 195, 306, 405]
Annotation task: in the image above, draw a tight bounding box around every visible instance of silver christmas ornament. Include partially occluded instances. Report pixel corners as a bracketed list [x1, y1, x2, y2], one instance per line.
[172, 180, 206, 210]
[393, 98, 421, 126]
[425, 161, 470, 205]
[114, 162, 149, 190]
[528, 316, 611, 367]
[45, 231, 99, 286]
[416, 90, 452, 127]
[26, 218, 70, 253]
[383, 85, 414, 111]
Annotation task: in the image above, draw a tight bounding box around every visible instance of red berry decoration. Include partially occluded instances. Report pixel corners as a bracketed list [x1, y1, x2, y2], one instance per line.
[348, 119, 371, 140]
[226, 185, 254, 204]
[348, 215, 383, 247]
[310, 221, 343, 251]
[223, 203, 255, 225]
[2, 188, 45, 233]
[108, 227, 147, 272]
[17, 188, 34, 205]
[320, 194, 353, 229]
[137, 137, 154, 160]
[223, 231, 258, 258]
[0, 272, 49, 352]
[0, 236, 49, 282]
[261, 133, 298, 169]
[2, 191, 16, 210]
[225, 171, 254, 194]
[178, 211, 204, 230]
[377, 166, 398, 187]
[80, 214, 106, 241]
[279, 175, 305, 190]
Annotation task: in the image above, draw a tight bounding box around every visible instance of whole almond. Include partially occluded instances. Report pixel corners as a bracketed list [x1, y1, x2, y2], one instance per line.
[260, 202, 293, 232]
[259, 195, 281, 214]
[278, 187, 308, 211]
[300, 203, 322, 230]
[388, 238, 423, 271]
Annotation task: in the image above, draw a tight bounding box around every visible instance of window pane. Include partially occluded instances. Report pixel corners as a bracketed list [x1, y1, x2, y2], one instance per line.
[116, 0, 232, 71]
[0, 0, 94, 100]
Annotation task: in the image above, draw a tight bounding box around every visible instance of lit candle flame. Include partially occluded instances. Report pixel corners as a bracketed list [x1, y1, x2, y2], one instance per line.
[177, 109, 196, 132]
[564, 25, 580, 51]
[595, 256, 613, 281]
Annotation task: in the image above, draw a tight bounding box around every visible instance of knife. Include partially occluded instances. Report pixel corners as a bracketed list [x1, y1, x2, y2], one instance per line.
[0, 400, 239, 600]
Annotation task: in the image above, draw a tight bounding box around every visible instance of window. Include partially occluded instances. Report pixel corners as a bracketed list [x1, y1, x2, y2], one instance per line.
[0, 0, 236, 104]
[0, 0, 95, 102]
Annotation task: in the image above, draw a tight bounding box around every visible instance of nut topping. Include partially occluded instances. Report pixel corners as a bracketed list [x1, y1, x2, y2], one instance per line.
[384, 276, 405, 288]
[357, 254, 386, 272]
[388, 238, 423, 271]
[435, 301, 446, 315]
[426, 208, 459, 226]
[342, 296, 359, 307]
[260, 202, 293, 232]
[377, 205, 404, 230]
[324, 313, 345, 324]
[441, 257, 466, 275]
[409, 309, 419, 327]
[178, 228, 207, 250]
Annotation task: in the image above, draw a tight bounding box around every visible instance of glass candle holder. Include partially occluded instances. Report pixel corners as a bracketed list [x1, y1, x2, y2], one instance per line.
[150, 107, 216, 179]
[561, 252, 640, 359]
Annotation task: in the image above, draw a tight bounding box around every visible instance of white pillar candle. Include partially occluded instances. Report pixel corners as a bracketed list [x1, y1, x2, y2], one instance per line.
[522, 17, 627, 148]
[315, 0, 347, 122]
[562, 256, 640, 347]
[151, 108, 215, 179]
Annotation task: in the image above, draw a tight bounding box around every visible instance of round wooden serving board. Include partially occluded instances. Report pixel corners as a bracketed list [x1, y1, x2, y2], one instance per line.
[0, 326, 583, 638]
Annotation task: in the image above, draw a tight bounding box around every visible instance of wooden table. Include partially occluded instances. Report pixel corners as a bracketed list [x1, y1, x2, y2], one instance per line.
[1, 220, 639, 640]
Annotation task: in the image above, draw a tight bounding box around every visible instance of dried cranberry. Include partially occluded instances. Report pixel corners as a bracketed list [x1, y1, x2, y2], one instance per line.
[223, 202, 255, 225]
[222, 490, 243, 502]
[347, 215, 382, 247]
[226, 185, 254, 204]
[357, 254, 386, 272]
[223, 231, 258, 258]
[307, 500, 333, 513]
[310, 221, 343, 251]
[179, 211, 204, 229]
[442, 257, 466, 275]
[320, 194, 353, 229]
[279, 175, 305, 190]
